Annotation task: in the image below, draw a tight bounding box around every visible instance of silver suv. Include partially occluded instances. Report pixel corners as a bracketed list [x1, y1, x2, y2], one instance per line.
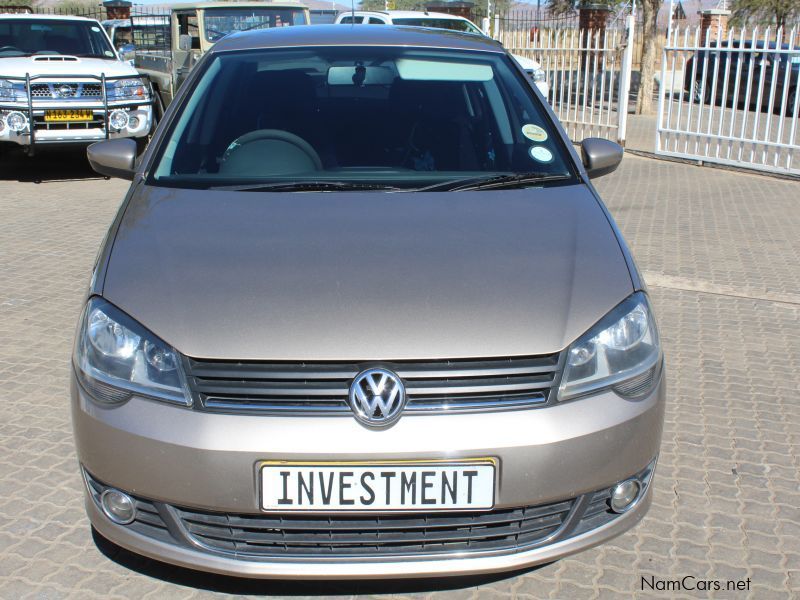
[74, 25, 665, 579]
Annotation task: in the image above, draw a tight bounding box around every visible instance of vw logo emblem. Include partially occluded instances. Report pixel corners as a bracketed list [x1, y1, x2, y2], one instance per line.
[348, 368, 407, 428]
[56, 85, 74, 98]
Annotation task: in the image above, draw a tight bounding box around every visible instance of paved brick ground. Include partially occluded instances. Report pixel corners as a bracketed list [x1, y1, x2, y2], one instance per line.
[0, 149, 798, 599]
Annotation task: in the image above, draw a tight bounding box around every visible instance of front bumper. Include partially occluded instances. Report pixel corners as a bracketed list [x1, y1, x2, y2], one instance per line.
[0, 103, 152, 147]
[72, 373, 665, 578]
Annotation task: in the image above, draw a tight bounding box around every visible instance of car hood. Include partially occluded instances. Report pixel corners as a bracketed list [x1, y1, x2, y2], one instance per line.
[0, 56, 135, 78]
[103, 184, 633, 360]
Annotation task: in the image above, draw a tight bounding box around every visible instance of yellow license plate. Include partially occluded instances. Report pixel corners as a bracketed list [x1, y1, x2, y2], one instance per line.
[44, 110, 94, 122]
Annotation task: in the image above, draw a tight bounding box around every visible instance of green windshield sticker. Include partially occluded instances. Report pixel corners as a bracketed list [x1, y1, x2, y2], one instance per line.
[529, 146, 553, 163]
[522, 124, 548, 142]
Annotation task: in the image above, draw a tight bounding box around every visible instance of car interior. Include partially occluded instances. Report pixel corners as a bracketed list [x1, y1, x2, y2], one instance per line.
[0, 20, 113, 57]
[159, 49, 569, 183]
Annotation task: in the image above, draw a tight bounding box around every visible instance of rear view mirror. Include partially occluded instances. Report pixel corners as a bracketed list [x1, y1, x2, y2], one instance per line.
[580, 138, 623, 179]
[327, 65, 394, 86]
[87, 138, 137, 180]
[178, 34, 193, 51]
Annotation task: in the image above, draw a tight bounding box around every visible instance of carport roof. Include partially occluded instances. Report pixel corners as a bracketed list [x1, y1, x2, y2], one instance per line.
[213, 24, 505, 53]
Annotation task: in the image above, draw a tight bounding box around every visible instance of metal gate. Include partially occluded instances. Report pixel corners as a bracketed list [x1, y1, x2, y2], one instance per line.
[495, 14, 635, 145]
[656, 25, 800, 175]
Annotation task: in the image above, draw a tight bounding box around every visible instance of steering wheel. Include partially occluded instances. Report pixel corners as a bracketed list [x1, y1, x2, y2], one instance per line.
[220, 130, 322, 175]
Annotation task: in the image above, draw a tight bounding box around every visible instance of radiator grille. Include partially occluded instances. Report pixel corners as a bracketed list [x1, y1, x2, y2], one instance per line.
[29, 82, 103, 99]
[175, 500, 573, 556]
[185, 354, 562, 415]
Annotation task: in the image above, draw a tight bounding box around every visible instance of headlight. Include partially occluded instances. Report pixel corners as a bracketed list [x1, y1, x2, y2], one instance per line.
[74, 297, 190, 406]
[4, 110, 28, 132]
[530, 68, 546, 83]
[558, 292, 662, 401]
[105, 78, 149, 101]
[108, 109, 130, 130]
[0, 79, 26, 101]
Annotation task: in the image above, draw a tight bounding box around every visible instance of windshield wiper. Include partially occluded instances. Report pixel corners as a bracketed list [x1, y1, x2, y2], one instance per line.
[207, 181, 403, 192]
[411, 172, 571, 192]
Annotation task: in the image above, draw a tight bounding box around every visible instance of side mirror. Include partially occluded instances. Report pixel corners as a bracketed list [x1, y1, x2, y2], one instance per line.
[580, 138, 623, 179]
[87, 138, 137, 180]
[178, 34, 192, 51]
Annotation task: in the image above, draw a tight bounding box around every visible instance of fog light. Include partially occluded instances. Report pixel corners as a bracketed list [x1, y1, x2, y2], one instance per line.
[5, 110, 28, 132]
[100, 489, 136, 524]
[128, 115, 139, 129]
[109, 110, 129, 130]
[610, 479, 640, 513]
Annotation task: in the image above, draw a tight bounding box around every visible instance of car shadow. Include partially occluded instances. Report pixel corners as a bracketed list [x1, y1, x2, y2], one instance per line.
[92, 527, 545, 595]
[0, 145, 106, 183]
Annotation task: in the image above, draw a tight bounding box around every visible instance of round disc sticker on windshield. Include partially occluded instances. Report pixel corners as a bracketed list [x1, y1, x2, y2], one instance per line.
[522, 124, 548, 142]
[529, 146, 553, 163]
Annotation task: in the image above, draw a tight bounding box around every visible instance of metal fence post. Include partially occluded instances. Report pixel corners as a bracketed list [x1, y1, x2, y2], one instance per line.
[616, 15, 634, 146]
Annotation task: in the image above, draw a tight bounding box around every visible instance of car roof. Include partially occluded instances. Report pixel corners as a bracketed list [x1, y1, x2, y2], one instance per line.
[0, 13, 99, 22]
[215, 23, 503, 53]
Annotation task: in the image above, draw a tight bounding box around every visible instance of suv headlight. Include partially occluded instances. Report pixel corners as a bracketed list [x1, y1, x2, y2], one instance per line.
[0, 79, 26, 101]
[74, 297, 190, 406]
[558, 292, 662, 401]
[105, 78, 149, 101]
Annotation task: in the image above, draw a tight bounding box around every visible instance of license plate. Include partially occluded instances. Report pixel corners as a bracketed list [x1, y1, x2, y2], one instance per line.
[260, 461, 496, 511]
[44, 109, 93, 122]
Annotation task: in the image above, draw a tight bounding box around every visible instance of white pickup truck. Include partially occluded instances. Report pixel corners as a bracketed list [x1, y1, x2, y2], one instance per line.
[0, 14, 153, 155]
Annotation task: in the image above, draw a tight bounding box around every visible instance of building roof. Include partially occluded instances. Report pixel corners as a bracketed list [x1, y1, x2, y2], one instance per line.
[214, 23, 503, 52]
[0, 13, 99, 22]
[162, 1, 309, 10]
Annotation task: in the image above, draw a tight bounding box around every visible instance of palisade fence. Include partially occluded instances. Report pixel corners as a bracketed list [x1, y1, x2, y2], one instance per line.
[656, 25, 800, 175]
[492, 10, 636, 145]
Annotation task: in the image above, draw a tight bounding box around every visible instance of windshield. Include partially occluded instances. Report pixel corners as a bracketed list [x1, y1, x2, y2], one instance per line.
[392, 18, 483, 35]
[203, 8, 308, 42]
[152, 46, 573, 190]
[0, 19, 115, 58]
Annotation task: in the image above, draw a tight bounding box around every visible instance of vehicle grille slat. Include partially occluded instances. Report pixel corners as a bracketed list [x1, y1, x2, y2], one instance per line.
[178, 501, 573, 531]
[185, 353, 562, 415]
[194, 381, 349, 397]
[183, 515, 564, 546]
[174, 498, 573, 557]
[405, 376, 555, 395]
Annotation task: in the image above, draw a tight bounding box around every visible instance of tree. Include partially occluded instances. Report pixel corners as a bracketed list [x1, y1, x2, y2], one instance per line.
[50, 0, 105, 17]
[0, 0, 32, 8]
[547, 0, 576, 15]
[636, 0, 661, 115]
[731, 0, 800, 30]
